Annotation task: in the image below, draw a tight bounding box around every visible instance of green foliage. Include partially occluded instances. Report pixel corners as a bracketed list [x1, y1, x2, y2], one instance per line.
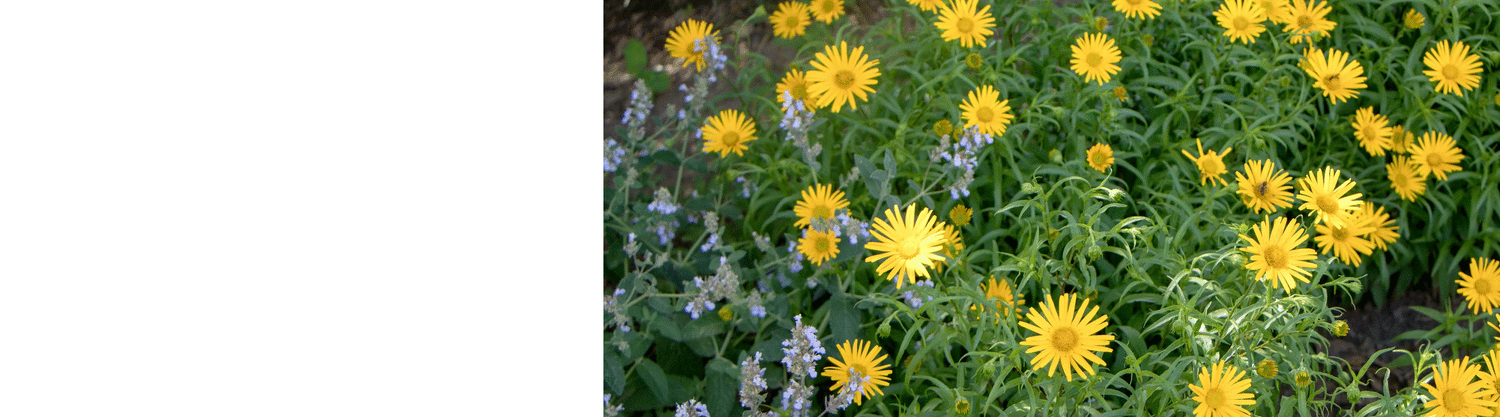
[605, 0, 1500, 415]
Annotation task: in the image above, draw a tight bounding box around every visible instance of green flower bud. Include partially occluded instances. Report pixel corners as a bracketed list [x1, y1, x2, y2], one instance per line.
[954, 398, 971, 414]
[1333, 320, 1349, 337]
[1294, 371, 1311, 387]
[1257, 359, 1278, 378]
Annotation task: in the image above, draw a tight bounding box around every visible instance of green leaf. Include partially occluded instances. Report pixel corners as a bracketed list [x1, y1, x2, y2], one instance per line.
[636, 359, 672, 405]
[625, 39, 648, 75]
[828, 293, 863, 347]
[604, 348, 625, 396]
[706, 357, 738, 417]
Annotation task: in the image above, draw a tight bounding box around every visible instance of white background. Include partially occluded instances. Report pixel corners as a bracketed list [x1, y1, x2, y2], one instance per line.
[0, 1, 595, 415]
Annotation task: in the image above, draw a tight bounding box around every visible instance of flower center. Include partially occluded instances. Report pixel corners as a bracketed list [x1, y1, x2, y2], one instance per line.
[822, 0, 836, 13]
[1443, 388, 1467, 411]
[815, 236, 832, 253]
[1233, 16, 1250, 31]
[1363, 126, 1380, 141]
[1427, 153, 1444, 168]
[786, 15, 801, 27]
[1330, 226, 1348, 241]
[1297, 15, 1312, 27]
[1476, 277, 1493, 294]
[976, 107, 994, 123]
[1442, 64, 1460, 80]
[1204, 159, 1224, 175]
[835, 70, 856, 89]
[792, 84, 809, 100]
[813, 204, 834, 219]
[1323, 74, 1342, 91]
[1203, 388, 1226, 409]
[1263, 246, 1288, 269]
[1315, 194, 1339, 213]
[899, 238, 920, 259]
[957, 17, 974, 33]
[1051, 327, 1078, 352]
[720, 131, 740, 147]
[1090, 152, 1108, 166]
[1255, 181, 1269, 196]
[1086, 52, 1103, 67]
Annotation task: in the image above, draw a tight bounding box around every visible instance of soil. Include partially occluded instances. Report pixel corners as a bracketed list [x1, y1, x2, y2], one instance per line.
[603, 0, 1455, 407]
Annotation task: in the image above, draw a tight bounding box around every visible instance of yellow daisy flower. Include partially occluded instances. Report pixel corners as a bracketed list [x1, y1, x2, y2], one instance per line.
[1214, 0, 1267, 44]
[809, 0, 845, 23]
[1404, 9, 1425, 29]
[1235, 159, 1296, 214]
[1302, 47, 1366, 104]
[793, 183, 850, 228]
[776, 68, 817, 109]
[966, 53, 983, 68]
[1356, 204, 1399, 251]
[976, 275, 1024, 317]
[1390, 125, 1414, 154]
[1351, 107, 1392, 156]
[1410, 131, 1465, 181]
[770, 2, 812, 39]
[907, 0, 943, 12]
[1087, 143, 1115, 172]
[949, 204, 973, 227]
[798, 228, 840, 266]
[1296, 167, 1362, 228]
[820, 340, 893, 405]
[933, 119, 953, 136]
[933, 0, 996, 48]
[1190, 361, 1255, 417]
[1070, 33, 1123, 85]
[1239, 216, 1319, 293]
[1113, 86, 1128, 101]
[701, 109, 758, 157]
[1257, 359, 1279, 379]
[1257, 0, 1293, 24]
[864, 205, 947, 289]
[1422, 357, 1498, 416]
[1283, 0, 1335, 44]
[1019, 293, 1115, 381]
[1423, 40, 1485, 97]
[931, 222, 965, 273]
[1479, 350, 1500, 405]
[1112, 0, 1163, 20]
[1459, 258, 1500, 314]
[1182, 138, 1233, 186]
[807, 41, 881, 113]
[1314, 211, 1375, 267]
[959, 85, 1014, 136]
[1386, 156, 1427, 202]
[665, 19, 721, 72]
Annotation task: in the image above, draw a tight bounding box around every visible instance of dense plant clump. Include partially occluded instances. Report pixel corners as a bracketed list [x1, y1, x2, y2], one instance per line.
[605, 0, 1499, 415]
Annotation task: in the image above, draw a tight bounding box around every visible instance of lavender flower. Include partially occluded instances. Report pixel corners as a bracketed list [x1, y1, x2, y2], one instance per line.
[825, 372, 870, 412]
[934, 126, 996, 199]
[675, 399, 710, 417]
[739, 352, 768, 409]
[746, 290, 767, 318]
[647, 188, 679, 215]
[780, 379, 814, 417]
[781, 315, 825, 379]
[604, 288, 632, 332]
[901, 279, 935, 309]
[605, 394, 624, 417]
[603, 139, 627, 172]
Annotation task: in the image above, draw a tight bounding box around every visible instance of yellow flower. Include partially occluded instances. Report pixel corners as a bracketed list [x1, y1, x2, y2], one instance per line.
[809, 0, 845, 23]
[1294, 371, 1311, 387]
[934, 0, 996, 48]
[1283, 0, 1335, 44]
[1256, 359, 1279, 379]
[1351, 107, 1393, 156]
[959, 85, 1014, 136]
[1410, 131, 1465, 181]
[1459, 258, 1500, 314]
[719, 305, 733, 321]
[1189, 361, 1255, 417]
[931, 222, 964, 273]
[1314, 210, 1374, 267]
[820, 340, 893, 405]
[1112, 0, 1163, 20]
[1113, 86, 1128, 101]
[1070, 33, 1123, 85]
[1239, 216, 1319, 293]
[1386, 156, 1427, 202]
[1142, 34, 1155, 47]
[1422, 357, 1498, 416]
[793, 183, 850, 228]
[770, 2, 812, 39]
[1404, 9, 1425, 29]
[1302, 47, 1366, 104]
[1019, 293, 1115, 381]
[665, 19, 721, 72]
[1257, 0, 1293, 24]
[807, 41, 881, 113]
[907, 0, 943, 12]
[933, 119, 953, 136]
[1235, 159, 1296, 214]
[976, 275, 1024, 316]
[776, 68, 817, 109]
[1480, 350, 1500, 408]
[1423, 40, 1485, 97]
[1390, 125, 1414, 154]
[1296, 166, 1362, 228]
[1087, 143, 1115, 173]
[1356, 204, 1400, 251]
[701, 109, 758, 157]
[864, 205, 947, 288]
[798, 228, 841, 266]
[949, 204, 972, 227]
[1333, 320, 1349, 336]
[1182, 138, 1233, 186]
[1215, 0, 1267, 44]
